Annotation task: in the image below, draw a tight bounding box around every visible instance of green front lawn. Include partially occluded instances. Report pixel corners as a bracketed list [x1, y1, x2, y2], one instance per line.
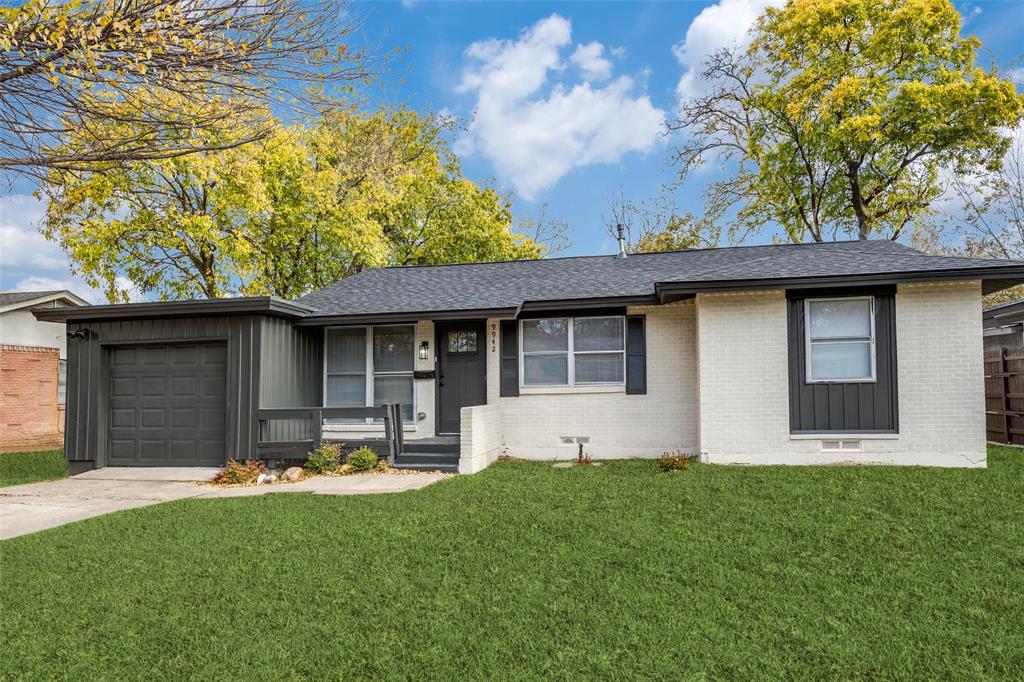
[3, 447, 1023, 679]
[0, 450, 67, 487]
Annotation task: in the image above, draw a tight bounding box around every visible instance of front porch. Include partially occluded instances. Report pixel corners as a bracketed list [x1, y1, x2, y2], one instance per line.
[255, 404, 499, 473]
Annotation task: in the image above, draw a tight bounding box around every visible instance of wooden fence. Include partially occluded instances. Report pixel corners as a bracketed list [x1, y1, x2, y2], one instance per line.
[984, 349, 1024, 445]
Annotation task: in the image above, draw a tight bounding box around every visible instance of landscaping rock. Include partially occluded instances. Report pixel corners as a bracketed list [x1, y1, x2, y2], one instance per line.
[282, 466, 304, 482]
[552, 462, 573, 468]
[256, 472, 278, 485]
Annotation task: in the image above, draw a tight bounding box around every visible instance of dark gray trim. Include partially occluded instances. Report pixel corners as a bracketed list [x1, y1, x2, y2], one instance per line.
[784, 284, 896, 299]
[518, 306, 627, 320]
[33, 297, 311, 323]
[625, 315, 646, 395]
[656, 266, 1024, 299]
[787, 291, 899, 433]
[499, 320, 519, 397]
[518, 295, 657, 313]
[791, 430, 899, 436]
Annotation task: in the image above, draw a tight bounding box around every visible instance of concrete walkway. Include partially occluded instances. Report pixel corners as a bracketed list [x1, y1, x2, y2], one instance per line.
[0, 468, 449, 540]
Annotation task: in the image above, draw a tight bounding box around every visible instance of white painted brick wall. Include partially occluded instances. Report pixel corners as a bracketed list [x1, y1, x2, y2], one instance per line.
[696, 281, 986, 467]
[459, 403, 502, 473]
[486, 301, 699, 459]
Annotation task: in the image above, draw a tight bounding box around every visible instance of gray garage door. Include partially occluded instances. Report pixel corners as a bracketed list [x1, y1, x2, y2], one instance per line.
[108, 343, 227, 466]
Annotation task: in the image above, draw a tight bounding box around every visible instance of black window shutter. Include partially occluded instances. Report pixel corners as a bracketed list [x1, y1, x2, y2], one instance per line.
[626, 315, 647, 395]
[500, 320, 519, 397]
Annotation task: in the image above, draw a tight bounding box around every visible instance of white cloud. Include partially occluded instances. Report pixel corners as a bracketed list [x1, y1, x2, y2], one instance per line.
[0, 195, 66, 270]
[0, 193, 145, 303]
[570, 41, 612, 81]
[458, 14, 665, 201]
[672, 0, 780, 102]
[1008, 67, 1024, 86]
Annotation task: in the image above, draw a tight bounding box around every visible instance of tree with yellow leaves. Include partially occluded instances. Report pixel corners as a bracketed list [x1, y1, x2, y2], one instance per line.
[41, 103, 543, 302]
[671, 0, 1023, 243]
[0, 0, 369, 179]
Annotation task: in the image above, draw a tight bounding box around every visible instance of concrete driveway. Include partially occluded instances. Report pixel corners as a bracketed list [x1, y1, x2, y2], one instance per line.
[0, 468, 448, 540]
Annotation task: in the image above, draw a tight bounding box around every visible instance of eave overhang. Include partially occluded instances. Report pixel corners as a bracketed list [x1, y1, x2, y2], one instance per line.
[31, 297, 313, 323]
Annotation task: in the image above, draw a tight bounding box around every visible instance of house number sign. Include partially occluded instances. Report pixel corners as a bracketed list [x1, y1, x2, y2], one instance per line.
[490, 323, 497, 353]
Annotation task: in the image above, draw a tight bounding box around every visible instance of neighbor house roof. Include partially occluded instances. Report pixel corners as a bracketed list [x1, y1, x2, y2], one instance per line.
[0, 290, 89, 314]
[296, 240, 1024, 322]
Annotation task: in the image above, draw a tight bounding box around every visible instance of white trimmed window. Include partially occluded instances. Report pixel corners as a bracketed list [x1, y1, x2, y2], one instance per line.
[325, 325, 415, 421]
[520, 316, 625, 387]
[805, 297, 876, 383]
[57, 359, 67, 405]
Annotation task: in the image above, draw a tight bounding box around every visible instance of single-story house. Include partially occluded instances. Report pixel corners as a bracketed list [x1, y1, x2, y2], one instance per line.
[33, 240, 1024, 473]
[1, 289, 89, 452]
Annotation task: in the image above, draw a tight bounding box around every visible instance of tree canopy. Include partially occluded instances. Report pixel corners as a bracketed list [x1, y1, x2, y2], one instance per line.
[0, 0, 368, 179]
[41, 107, 544, 301]
[671, 0, 1023, 243]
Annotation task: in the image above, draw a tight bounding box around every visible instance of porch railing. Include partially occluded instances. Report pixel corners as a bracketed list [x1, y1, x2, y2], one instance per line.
[255, 404, 404, 463]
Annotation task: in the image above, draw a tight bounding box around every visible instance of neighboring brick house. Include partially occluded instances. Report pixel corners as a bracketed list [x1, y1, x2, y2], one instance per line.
[1, 290, 89, 452]
[35, 240, 1024, 473]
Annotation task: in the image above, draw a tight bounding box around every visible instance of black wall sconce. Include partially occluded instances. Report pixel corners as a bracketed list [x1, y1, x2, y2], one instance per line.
[66, 329, 89, 339]
[418, 340, 430, 360]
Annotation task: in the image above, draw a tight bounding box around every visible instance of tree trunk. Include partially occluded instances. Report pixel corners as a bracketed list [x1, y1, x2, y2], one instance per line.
[847, 160, 871, 240]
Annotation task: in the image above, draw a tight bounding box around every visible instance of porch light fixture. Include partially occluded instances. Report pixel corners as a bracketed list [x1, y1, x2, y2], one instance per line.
[419, 340, 429, 360]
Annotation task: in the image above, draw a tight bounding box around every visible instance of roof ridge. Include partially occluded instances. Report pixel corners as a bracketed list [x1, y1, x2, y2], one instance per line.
[373, 238, 896, 272]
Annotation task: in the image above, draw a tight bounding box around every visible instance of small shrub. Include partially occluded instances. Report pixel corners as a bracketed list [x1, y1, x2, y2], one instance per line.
[576, 452, 592, 466]
[374, 457, 390, 473]
[212, 459, 265, 485]
[305, 443, 343, 474]
[658, 452, 693, 473]
[346, 446, 378, 472]
[338, 463, 355, 475]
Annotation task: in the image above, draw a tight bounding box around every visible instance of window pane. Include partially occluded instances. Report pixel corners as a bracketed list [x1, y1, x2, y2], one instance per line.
[57, 359, 67, 405]
[326, 374, 366, 407]
[373, 376, 414, 421]
[808, 299, 871, 338]
[809, 341, 872, 381]
[573, 317, 624, 351]
[326, 328, 366, 373]
[373, 326, 414, 372]
[523, 354, 569, 385]
[448, 331, 478, 353]
[522, 319, 568, 352]
[575, 352, 624, 383]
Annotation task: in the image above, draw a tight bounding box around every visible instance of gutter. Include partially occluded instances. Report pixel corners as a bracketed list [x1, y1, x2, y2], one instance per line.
[31, 297, 313, 323]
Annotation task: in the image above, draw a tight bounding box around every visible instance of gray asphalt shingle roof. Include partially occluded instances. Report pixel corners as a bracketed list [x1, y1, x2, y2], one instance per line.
[297, 240, 1024, 318]
[0, 290, 64, 307]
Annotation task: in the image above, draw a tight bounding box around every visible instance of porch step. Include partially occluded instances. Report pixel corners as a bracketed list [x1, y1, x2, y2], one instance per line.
[394, 452, 459, 466]
[391, 462, 459, 473]
[403, 437, 460, 454]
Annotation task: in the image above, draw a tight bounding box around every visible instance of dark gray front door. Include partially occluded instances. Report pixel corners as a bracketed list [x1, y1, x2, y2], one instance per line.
[107, 342, 227, 466]
[436, 321, 486, 435]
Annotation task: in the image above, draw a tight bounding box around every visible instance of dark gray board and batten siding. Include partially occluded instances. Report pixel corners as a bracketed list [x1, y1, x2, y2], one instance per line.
[64, 315, 263, 465]
[257, 317, 323, 445]
[787, 288, 899, 434]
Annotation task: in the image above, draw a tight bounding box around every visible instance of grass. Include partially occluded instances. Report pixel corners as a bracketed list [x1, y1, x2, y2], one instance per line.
[2, 447, 1023, 680]
[0, 450, 67, 487]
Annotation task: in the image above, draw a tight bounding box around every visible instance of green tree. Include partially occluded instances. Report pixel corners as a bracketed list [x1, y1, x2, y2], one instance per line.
[42, 105, 543, 302]
[671, 0, 1023, 243]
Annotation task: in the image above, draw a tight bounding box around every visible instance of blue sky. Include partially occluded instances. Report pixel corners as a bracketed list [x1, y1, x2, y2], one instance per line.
[2, 0, 1022, 299]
